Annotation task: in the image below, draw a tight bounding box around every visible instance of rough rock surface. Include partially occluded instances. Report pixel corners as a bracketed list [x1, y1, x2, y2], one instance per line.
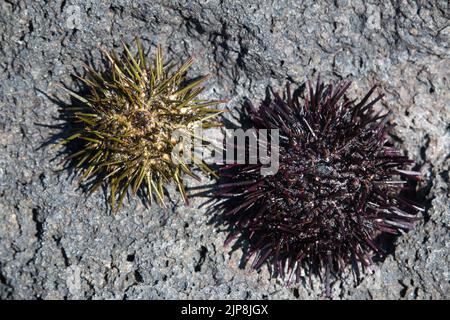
[0, 0, 448, 299]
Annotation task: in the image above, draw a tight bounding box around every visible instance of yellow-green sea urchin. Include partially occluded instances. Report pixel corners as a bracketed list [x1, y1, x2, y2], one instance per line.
[60, 38, 225, 210]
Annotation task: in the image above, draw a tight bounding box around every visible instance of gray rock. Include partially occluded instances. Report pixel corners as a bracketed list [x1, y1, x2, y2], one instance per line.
[0, 0, 448, 299]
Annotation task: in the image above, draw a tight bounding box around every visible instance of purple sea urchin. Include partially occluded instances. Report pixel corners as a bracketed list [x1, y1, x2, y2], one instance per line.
[60, 38, 224, 210]
[217, 78, 422, 295]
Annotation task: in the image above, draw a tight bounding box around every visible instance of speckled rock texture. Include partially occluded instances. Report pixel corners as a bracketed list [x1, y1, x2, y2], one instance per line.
[0, 0, 448, 300]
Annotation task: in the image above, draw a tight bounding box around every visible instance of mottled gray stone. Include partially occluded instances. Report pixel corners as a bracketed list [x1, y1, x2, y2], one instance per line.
[0, 0, 449, 299]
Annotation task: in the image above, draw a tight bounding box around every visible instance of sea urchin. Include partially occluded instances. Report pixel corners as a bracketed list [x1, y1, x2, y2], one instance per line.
[217, 78, 422, 295]
[60, 38, 224, 210]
